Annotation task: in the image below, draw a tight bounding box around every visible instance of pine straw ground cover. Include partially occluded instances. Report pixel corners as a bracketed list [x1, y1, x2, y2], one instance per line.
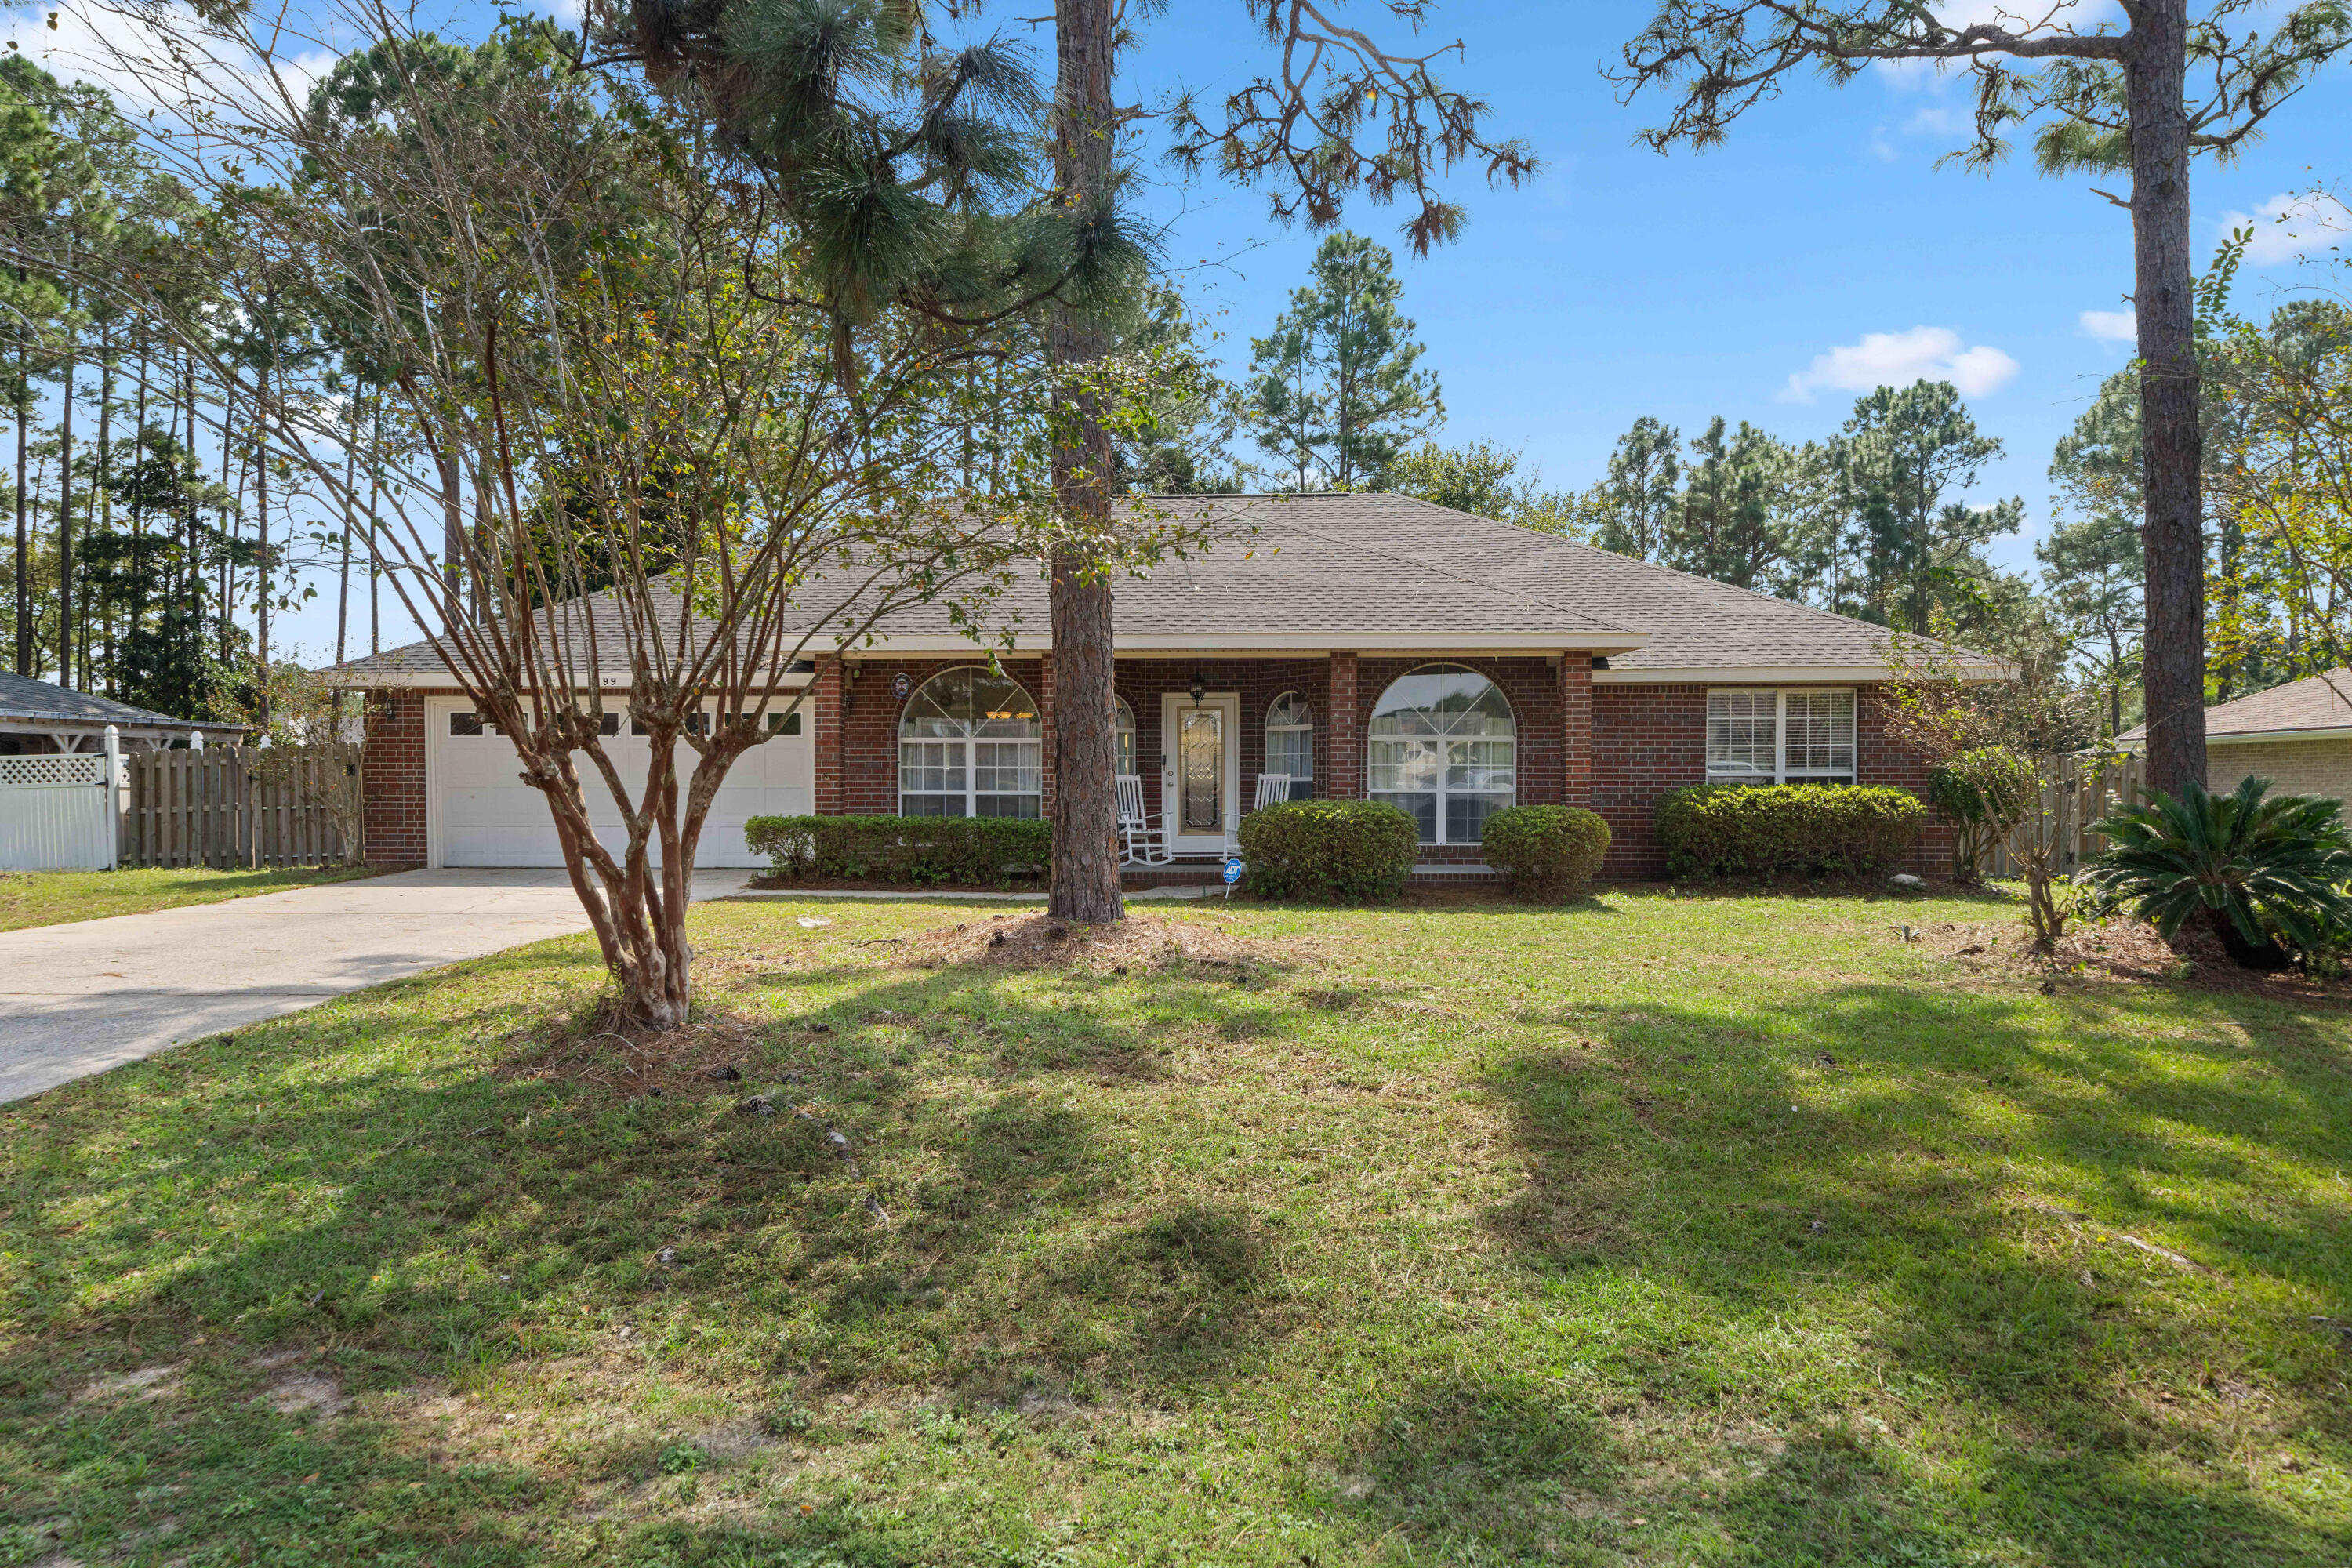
[2, 889, 2349, 1567]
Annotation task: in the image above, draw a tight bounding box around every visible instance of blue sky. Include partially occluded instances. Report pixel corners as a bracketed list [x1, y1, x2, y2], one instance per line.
[12, 0, 2349, 663]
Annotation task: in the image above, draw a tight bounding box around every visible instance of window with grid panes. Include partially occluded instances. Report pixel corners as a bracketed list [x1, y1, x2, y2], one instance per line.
[1706, 689, 1856, 785]
[898, 667, 1042, 818]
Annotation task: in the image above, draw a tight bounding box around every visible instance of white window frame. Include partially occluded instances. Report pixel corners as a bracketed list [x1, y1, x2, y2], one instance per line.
[1367, 663, 1518, 846]
[1706, 688, 1857, 786]
[1115, 696, 1138, 779]
[897, 666, 1044, 819]
[1264, 690, 1313, 789]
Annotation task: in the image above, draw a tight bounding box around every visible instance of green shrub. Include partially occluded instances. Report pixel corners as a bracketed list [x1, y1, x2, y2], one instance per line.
[2082, 777, 2352, 969]
[743, 815, 1051, 887]
[1236, 800, 1419, 902]
[1481, 804, 1611, 900]
[1927, 746, 2038, 884]
[1655, 784, 1924, 880]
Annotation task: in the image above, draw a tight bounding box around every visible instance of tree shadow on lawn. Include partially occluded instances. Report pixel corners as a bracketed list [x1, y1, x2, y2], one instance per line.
[1475, 979, 2352, 1565]
[0, 945, 1314, 1563]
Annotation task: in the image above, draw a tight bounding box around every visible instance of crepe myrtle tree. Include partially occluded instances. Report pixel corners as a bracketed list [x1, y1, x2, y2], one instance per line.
[31, 5, 1195, 1024]
[1611, 0, 2352, 802]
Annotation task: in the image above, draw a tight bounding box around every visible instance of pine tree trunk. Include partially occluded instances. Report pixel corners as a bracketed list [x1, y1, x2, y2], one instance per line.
[2129, 0, 2207, 799]
[1046, 0, 1126, 926]
[13, 358, 26, 676]
[256, 355, 271, 727]
[58, 345, 74, 688]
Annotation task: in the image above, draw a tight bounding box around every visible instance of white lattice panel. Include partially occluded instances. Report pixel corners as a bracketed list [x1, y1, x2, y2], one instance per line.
[0, 753, 106, 789]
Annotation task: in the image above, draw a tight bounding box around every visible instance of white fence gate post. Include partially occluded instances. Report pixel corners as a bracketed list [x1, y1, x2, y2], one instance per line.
[103, 725, 122, 871]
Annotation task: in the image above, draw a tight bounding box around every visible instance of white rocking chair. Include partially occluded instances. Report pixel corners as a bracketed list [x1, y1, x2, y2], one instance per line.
[1116, 773, 1173, 866]
[1250, 772, 1294, 812]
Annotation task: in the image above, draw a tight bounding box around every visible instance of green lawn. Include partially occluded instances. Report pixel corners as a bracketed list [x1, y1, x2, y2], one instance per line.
[0, 864, 379, 932]
[3, 889, 2347, 1566]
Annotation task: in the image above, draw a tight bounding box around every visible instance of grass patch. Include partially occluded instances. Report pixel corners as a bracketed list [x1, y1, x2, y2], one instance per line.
[2, 889, 2348, 1565]
[0, 864, 379, 932]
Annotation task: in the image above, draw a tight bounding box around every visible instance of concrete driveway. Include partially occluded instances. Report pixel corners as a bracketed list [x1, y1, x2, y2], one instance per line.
[0, 868, 748, 1103]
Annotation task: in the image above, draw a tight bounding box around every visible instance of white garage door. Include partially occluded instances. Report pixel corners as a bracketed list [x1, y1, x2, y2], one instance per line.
[430, 697, 811, 869]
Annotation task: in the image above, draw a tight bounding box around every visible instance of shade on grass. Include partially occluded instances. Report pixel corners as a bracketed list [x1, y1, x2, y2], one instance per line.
[2, 891, 2347, 1565]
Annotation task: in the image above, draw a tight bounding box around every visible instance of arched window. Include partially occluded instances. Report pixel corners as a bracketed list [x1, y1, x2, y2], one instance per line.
[1368, 663, 1516, 844]
[1264, 691, 1312, 794]
[1116, 696, 1138, 778]
[898, 667, 1042, 818]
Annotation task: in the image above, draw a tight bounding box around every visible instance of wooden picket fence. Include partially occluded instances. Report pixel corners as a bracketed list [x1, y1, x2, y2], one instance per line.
[121, 743, 361, 869]
[1982, 750, 2148, 880]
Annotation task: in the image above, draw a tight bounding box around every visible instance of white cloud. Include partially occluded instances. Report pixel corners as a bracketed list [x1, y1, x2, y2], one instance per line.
[1904, 104, 1969, 136]
[2219, 191, 2350, 266]
[2078, 307, 2136, 343]
[2, 2, 337, 117]
[1782, 325, 2020, 401]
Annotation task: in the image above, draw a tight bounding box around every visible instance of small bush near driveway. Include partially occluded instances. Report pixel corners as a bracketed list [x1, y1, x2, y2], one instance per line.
[1238, 799, 1418, 901]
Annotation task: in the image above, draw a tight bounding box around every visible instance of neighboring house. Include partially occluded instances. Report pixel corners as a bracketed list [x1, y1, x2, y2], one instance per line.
[0, 673, 220, 756]
[2123, 670, 2352, 803]
[325, 493, 1985, 878]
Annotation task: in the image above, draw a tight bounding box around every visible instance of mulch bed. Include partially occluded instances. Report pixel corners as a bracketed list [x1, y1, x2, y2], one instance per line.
[1929, 914, 2352, 1001]
[903, 910, 1287, 972]
[496, 1010, 790, 1099]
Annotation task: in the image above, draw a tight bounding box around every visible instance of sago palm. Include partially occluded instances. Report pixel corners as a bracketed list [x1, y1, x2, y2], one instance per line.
[2084, 778, 2352, 968]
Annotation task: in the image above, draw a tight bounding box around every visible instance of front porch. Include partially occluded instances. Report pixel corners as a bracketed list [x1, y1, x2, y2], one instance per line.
[807, 649, 1601, 872]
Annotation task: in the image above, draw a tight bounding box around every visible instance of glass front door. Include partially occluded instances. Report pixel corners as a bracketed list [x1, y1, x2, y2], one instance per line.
[1178, 707, 1223, 832]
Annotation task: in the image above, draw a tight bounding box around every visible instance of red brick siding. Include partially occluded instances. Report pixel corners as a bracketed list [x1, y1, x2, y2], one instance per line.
[362, 688, 428, 866]
[1327, 653, 1361, 800]
[1592, 681, 1949, 877]
[1563, 658, 1593, 807]
[812, 656, 846, 815]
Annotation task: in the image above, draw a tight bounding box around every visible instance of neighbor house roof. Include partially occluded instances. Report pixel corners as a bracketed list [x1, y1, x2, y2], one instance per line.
[2122, 670, 2352, 746]
[323, 492, 1994, 687]
[0, 672, 217, 737]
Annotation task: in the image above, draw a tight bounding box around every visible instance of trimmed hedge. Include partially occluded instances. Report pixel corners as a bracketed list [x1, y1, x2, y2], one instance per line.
[744, 814, 1051, 886]
[1236, 799, 1419, 902]
[1655, 784, 1924, 880]
[1481, 804, 1612, 900]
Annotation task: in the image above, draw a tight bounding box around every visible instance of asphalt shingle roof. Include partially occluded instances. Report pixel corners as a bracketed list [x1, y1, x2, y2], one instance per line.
[325, 492, 1966, 684]
[2122, 670, 2352, 742]
[0, 671, 212, 731]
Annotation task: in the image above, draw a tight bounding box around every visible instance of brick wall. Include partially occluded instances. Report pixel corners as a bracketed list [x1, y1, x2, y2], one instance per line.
[1592, 681, 1948, 877]
[811, 657, 846, 815]
[1327, 652, 1361, 800]
[2207, 737, 2352, 801]
[362, 688, 428, 866]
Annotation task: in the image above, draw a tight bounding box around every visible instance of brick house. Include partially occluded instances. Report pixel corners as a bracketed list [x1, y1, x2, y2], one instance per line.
[329, 494, 1979, 878]
[2122, 670, 2352, 804]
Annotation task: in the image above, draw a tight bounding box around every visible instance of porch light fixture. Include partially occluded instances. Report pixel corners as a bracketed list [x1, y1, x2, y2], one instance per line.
[1189, 671, 1207, 705]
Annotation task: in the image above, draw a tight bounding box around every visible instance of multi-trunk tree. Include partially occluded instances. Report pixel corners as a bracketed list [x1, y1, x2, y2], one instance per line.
[1611, 0, 2352, 798]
